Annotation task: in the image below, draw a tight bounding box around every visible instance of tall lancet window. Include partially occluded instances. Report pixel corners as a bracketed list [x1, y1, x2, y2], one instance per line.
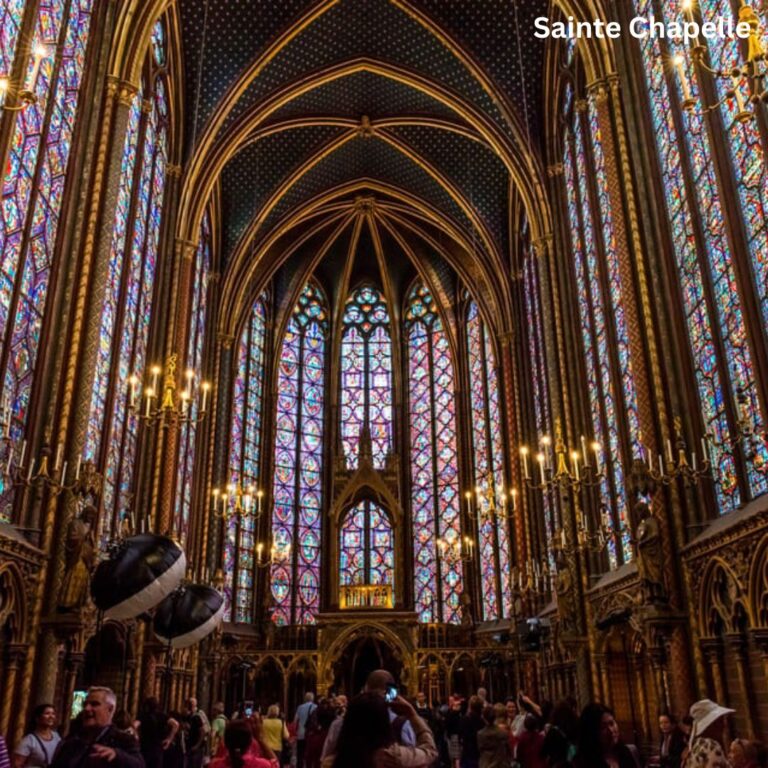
[83, 20, 169, 537]
[406, 283, 463, 624]
[174, 210, 212, 545]
[632, 0, 768, 509]
[340, 286, 393, 469]
[340, 500, 394, 588]
[562, 68, 641, 567]
[226, 295, 267, 623]
[0, 0, 95, 514]
[466, 302, 511, 620]
[271, 283, 327, 626]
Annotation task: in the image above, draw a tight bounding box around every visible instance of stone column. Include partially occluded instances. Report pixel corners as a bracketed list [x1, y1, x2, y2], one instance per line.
[0, 644, 27, 739]
[31, 75, 139, 709]
[155, 233, 195, 537]
[727, 634, 757, 737]
[700, 639, 727, 706]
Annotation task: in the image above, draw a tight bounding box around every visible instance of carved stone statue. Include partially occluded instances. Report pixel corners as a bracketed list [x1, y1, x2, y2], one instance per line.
[636, 502, 667, 605]
[554, 549, 578, 636]
[119, 512, 133, 540]
[58, 504, 98, 611]
[459, 592, 473, 629]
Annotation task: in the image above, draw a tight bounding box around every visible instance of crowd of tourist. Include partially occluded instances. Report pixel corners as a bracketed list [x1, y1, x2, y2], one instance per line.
[1, 680, 766, 768]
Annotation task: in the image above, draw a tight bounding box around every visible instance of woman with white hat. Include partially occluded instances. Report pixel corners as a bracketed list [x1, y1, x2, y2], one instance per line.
[683, 699, 735, 768]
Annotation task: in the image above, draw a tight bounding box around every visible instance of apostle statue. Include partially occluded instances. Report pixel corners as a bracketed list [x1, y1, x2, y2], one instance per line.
[58, 504, 98, 611]
[635, 501, 667, 605]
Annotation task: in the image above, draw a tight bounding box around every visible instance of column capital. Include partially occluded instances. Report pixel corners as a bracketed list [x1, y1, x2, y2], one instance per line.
[532, 234, 553, 258]
[106, 75, 139, 107]
[217, 332, 236, 349]
[176, 237, 197, 259]
[547, 163, 564, 178]
[586, 79, 610, 103]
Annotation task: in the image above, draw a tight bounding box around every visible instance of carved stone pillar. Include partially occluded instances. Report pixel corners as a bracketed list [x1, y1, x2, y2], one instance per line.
[0, 644, 27, 738]
[155, 233, 195, 537]
[726, 634, 757, 737]
[61, 651, 85, 735]
[700, 639, 727, 706]
[593, 651, 609, 704]
[752, 630, 768, 708]
[32, 76, 139, 708]
[649, 643, 671, 715]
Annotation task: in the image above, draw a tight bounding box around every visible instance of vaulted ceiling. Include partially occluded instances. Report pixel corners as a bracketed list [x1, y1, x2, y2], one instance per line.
[178, 0, 551, 324]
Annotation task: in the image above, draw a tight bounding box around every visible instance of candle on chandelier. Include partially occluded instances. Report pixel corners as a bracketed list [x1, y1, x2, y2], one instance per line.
[26, 43, 48, 94]
[19, 439, 26, 469]
[54, 444, 63, 471]
[592, 442, 602, 475]
[150, 365, 161, 396]
[128, 375, 139, 409]
[520, 447, 530, 480]
[75, 455, 81, 480]
[201, 381, 211, 412]
[673, 54, 693, 104]
[571, 451, 580, 481]
[541, 435, 552, 470]
[257, 488, 264, 515]
[580, 435, 589, 467]
[537, 453, 546, 485]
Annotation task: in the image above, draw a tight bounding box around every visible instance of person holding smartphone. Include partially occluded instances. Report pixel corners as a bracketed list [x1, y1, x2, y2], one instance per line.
[326, 693, 437, 768]
[320, 670, 417, 764]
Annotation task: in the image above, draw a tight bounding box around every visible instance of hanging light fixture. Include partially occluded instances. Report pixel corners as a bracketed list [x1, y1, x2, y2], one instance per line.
[673, 1, 768, 122]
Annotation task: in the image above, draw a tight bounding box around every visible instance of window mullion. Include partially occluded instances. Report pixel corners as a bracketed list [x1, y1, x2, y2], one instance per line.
[427, 324, 443, 623]
[479, 322, 503, 619]
[95, 103, 151, 477]
[290, 328, 306, 624]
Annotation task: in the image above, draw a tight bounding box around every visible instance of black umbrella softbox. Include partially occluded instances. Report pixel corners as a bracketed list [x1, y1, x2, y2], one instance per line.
[91, 534, 186, 620]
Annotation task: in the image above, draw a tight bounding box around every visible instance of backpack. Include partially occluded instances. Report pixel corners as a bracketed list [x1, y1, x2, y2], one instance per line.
[196, 709, 212, 737]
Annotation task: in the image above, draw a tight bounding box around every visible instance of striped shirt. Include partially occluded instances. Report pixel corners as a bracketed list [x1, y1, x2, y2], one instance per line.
[0, 736, 12, 768]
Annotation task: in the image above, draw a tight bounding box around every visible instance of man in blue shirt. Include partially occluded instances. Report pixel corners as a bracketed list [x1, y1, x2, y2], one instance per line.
[293, 691, 316, 768]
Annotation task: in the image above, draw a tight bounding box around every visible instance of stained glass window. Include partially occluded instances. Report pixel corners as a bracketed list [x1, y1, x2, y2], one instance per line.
[339, 499, 394, 588]
[0, 0, 95, 516]
[466, 302, 511, 620]
[226, 295, 267, 623]
[406, 283, 463, 624]
[523, 248, 555, 568]
[340, 286, 393, 469]
[633, 0, 768, 508]
[271, 283, 327, 626]
[698, 0, 768, 334]
[83, 20, 168, 540]
[174, 211, 212, 545]
[561, 75, 639, 566]
[0, 0, 24, 79]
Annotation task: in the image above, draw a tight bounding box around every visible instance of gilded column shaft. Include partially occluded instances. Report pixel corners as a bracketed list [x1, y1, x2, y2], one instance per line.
[156, 233, 195, 536]
[594, 75, 700, 708]
[29, 76, 137, 709]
